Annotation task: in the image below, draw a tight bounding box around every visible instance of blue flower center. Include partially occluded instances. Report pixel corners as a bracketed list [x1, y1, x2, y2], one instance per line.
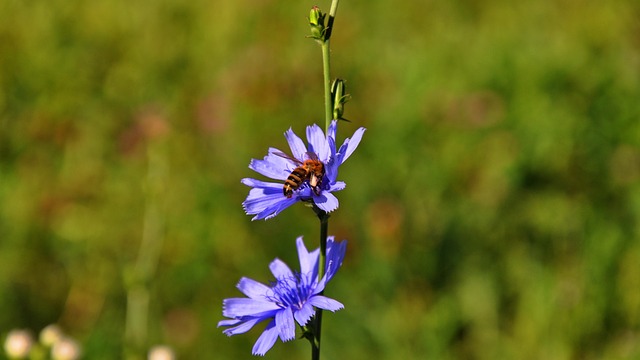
[270, 273, 316, 310]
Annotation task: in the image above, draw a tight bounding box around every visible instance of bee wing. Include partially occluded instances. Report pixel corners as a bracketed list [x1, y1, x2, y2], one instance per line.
[305, 151, 319, 161]
[271, 150, 303, 165]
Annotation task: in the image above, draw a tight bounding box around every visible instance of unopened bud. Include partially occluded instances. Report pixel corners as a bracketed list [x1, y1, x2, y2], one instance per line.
[308, 6, 326, 41]
[331, 78, 351, 122]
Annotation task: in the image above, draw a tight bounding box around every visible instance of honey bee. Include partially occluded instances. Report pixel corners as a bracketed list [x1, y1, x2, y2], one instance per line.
[273, 151, 325, 198]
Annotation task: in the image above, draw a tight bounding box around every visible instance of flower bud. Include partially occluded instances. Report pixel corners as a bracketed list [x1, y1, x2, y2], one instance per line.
[308, 6, 326, 41]
[331, 78, 351, 122]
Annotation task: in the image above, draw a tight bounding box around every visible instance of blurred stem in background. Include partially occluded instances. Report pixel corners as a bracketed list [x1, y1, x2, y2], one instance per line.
[124, 125, 168, 359]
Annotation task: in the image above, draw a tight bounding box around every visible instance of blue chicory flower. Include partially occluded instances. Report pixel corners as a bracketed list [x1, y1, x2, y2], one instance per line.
[242, 120, 366, 220]
[218, 236, 347, 356]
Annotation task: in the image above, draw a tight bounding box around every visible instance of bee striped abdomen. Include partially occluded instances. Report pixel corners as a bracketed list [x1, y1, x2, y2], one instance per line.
[283, 167, 308, 198]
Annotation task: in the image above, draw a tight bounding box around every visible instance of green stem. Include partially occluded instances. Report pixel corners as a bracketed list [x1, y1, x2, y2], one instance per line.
[321, 0, 340, 133]
[311, 208, 329, 360]
[321, 41, 332, 133]
[317, 210, 329, 289]
[313, 2, 339, 359]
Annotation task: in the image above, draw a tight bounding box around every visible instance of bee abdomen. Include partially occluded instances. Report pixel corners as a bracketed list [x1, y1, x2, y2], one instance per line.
[283, 167, 307, 197]
[289, 167, 307, 179]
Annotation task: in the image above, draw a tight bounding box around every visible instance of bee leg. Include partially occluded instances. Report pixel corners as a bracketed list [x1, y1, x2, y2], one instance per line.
[308, 175, 321, 196]
[312, 182, 322, 196]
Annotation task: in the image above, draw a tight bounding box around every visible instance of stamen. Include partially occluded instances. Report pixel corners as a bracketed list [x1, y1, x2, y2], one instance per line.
[268, 273, 316, 310]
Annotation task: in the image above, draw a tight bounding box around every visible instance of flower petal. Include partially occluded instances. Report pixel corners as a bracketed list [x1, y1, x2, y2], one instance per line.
[325, 136, 338, 182]
[219, 317, 263, 336]
[338, 127, 366, 164]
[314, 278, 326, 294]
[306, 124, 329, 162]
[275, 307, 295, 342]
[327, 120, 337, 144]
[222, 298, 280, 318]
[248, 157, 289, 181]
[218, 319, 241, 327]
[324, 239, 347, 282]
[237, 277, 270, 300]
[329, 181, 346, 192]
[255, 197, 298, 220]
[252, 320, 279, 356]
[269, 259, 294, 280]
[296, 237, 319, 276]
[241, 184, 297, 221]
[308, 295, 344, 312]
[241, 178, 280, 189]
[285, 128, 307, 160]
[294, 302, 315, 326]
[314, 238, 347, 293]
[295, 187, 313, 199]
[313, 191, 339, 213]
[265, 148, 300, 173]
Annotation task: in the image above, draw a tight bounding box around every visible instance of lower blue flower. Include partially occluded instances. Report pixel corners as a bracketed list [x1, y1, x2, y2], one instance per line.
[218, 236, 347, 356]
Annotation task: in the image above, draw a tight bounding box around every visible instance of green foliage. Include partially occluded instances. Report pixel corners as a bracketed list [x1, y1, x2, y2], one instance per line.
[1, 0, 639, 358]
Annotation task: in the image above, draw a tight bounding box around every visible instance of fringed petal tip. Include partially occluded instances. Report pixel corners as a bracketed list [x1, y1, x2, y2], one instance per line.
[313, 192, 339, 213]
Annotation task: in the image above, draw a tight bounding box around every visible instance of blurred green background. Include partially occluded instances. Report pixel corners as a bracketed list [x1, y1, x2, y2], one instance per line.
[1, 0, 640, 358]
